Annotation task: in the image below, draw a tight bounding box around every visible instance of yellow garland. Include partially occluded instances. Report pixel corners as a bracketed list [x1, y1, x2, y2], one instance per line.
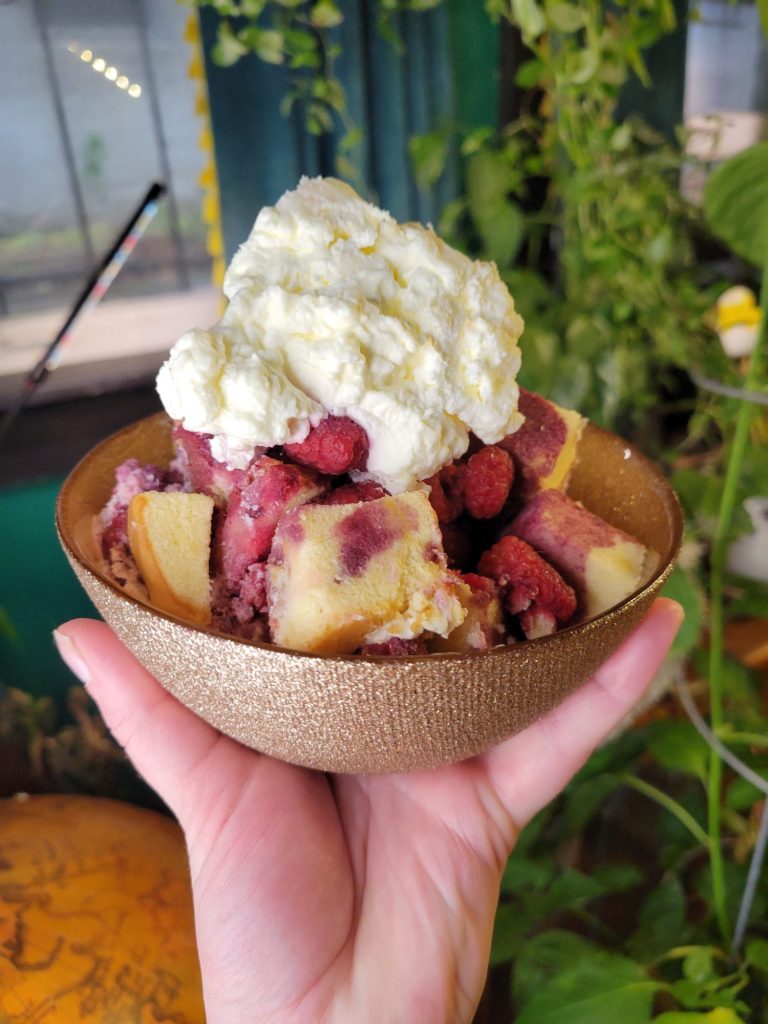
[184, 11, 226, 292]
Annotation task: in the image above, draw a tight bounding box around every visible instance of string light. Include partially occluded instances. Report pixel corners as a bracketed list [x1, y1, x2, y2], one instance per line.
[71, 46, 142, 99]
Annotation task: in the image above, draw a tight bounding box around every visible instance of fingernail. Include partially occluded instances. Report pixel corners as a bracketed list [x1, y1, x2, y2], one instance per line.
[661, 598, 685, 628]
[53, 629, 91, 686]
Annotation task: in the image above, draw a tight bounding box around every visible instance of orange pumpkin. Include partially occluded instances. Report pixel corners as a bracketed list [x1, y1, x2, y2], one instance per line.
[0, 794, 204, 1022]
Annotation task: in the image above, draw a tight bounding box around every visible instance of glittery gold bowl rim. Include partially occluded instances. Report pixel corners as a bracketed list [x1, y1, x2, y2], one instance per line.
[57, 413, 683, 774]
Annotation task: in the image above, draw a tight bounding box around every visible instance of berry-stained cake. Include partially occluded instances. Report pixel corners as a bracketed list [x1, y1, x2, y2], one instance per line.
[507, 489, 655, 620]
[268, 492, 468, 654]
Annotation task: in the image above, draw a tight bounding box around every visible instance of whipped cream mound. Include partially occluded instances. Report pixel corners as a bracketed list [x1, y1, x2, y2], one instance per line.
[157, 177, 525, 493]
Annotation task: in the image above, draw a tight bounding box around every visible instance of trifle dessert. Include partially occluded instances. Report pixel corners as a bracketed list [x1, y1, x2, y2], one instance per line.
[98, 178, 656, 657]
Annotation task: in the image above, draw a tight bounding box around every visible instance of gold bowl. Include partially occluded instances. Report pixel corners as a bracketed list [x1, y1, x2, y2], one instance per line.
[57, 413, 682, 774]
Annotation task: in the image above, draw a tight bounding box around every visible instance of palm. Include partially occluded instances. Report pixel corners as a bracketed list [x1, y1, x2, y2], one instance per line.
[55, 600, 681, 1024]
[186, 744, 510, 1023]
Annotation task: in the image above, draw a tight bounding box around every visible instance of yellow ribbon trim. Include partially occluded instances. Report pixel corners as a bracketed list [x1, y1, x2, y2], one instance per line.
[184, 10, 226, 291]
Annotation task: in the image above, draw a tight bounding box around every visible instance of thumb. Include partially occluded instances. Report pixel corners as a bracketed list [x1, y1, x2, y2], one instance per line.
[54, 618, 250, 827]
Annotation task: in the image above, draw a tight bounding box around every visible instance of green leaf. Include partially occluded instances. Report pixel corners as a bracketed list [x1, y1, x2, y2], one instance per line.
[339, 126, 363, 152]
[514, 931, 658, 1022]
[460, 126, 494, 156]
[661, 565, 705, 659]
[212, 20, 248, 66]
[306, 101, 334, 134]
[704, 142, 768, 267]
[513, 930, 603, 1007]
[591, 863, 644, 892]
[758, 0, 768, 37]
[211, 0, 240, 14]
[568, 47, 599, 85]
[409, 132, 449, 188]
[334, 154, 357, 181]
[515, 57, 545, 88]
[466, 146, 510, 203]
[253, 29, 285, 63]
[658, 0, 677, 32]
[683, 947, 715, 985]
[612, 122, 633, 151]
[466, 149, 525, 265]
[501, 853, 556, 893]
[645, 720, 710, 783]
[562, 772, 623, 832]
[479, 200, 525, 266]
[547, 867, 605, 905]
[511, 0, 546, 40]
[626, 42, 651, 87]
[745, 937, 768, 974]
[627, 876, 686, 963]
[546, 2, 584, 33]
[490, 902, 527, 964]
[653, 1012, 746, 1023]
[311, 0, 343, 27]
[312, 76, 345, 111]
[437, 197, 467, 240]
[283, 27, 317, 52]
[724, 773, 768, 812]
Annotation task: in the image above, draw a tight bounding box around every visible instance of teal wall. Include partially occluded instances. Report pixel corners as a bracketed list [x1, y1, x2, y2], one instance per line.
[0, 479, 95, 697]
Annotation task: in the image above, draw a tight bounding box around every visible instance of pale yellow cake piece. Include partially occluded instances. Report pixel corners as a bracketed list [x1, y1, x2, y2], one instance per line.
[127, 491, 214, 626]
[430, 576, 505, 653]
[267, 492, 468, 655]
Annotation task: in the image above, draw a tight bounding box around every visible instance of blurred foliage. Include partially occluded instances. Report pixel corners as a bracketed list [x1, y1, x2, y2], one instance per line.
[490, 664, 768, 1021]
[0, 682, 166, 812]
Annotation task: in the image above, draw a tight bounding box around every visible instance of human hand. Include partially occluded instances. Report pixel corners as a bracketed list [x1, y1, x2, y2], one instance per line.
[54, 598, 682, 1024]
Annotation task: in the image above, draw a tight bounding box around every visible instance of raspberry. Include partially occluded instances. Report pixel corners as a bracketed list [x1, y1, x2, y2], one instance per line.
[478, 535, 576, 638]
[427, 463, 465, 523]
[358, 637, 429, 656]
[285, 416, 368, 475]
[461, 572, 499, 600]
[319, 481, 389, 505]
[463, 445, 514, 519]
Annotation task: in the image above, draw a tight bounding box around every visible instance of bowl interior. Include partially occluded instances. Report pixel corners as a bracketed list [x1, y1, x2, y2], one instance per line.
[58, 412, 680, 607]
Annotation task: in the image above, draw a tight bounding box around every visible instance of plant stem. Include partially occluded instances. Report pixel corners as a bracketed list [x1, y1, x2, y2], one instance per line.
[620, 774, 710, 847]
[715, 729, 768, 749]
[706, 256, 768, 944]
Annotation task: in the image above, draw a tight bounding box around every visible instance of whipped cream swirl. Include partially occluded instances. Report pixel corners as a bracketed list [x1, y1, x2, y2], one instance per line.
[157, 177, 524, 493]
